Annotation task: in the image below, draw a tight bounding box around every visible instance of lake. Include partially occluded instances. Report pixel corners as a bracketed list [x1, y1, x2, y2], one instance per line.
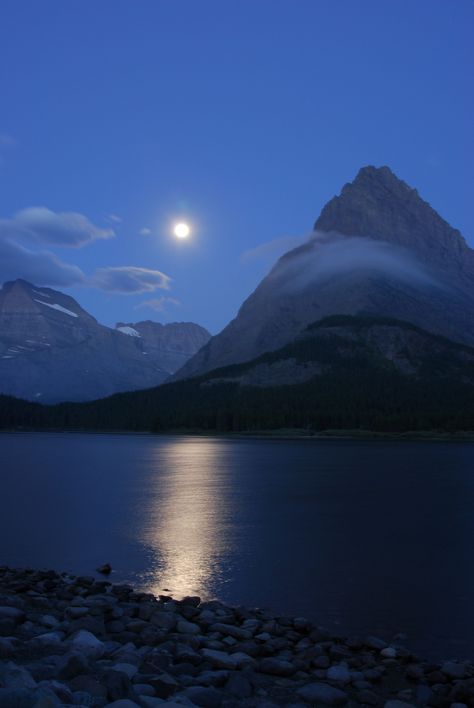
[0, 432, 473, 661]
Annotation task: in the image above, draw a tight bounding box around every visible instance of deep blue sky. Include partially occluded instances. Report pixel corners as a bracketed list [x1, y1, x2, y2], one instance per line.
[0, 0, 472, 333]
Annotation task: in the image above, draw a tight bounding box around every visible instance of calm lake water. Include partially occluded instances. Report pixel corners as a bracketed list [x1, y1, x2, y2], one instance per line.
[0, 432, 473, 661]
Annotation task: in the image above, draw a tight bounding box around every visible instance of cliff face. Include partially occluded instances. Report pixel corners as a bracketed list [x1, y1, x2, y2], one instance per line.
[0, 280, 209, 402]
[174, 166, 474, 381]
[115, 320, 210, 375]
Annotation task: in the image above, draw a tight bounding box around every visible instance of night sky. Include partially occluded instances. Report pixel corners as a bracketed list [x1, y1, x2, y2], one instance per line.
[0, 0, 472, 333]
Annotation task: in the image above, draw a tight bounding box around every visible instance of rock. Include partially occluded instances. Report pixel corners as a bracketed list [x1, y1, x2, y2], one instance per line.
[259, 657, 296, 677]
[209, 623, 252, 640]
[384, 702, 417, 708]
[104, 701, 141, 708]
[0, 687, 36, 708]
[112, 663, 138, 679]
[297, 682, 348, 705]
[201, 648, 254, 670]
[58, 652, 90, 680]
[102, 669, 134, 702]
[97, 563, 112, 575]
[151, 612, 177, 631]
[381, 647, 397, 659]
[0, 607, 25, 624]
[357, 689, 379, 705]
[441, 661, 467, 679]
[181, 685, 223, 707]
[147, 672, 179, 698]
[177, 619, 200, 635]
[0, 637, 18, 659]
[225, 672, 252, 698]
[0, 662, 37, 690]
[133, 683, 155, 696]
[71, 629, 105, 658]
[39, 615, 59, 629]
[32, 632, 63, 647]
[68, 675, 108, 699]
[327, 665, 351, 684]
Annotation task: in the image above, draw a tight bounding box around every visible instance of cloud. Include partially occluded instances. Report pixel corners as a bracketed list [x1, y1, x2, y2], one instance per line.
[91, 266, 171, 293]
[106, 213, 123, 223]
[269, 231, 441, 293]
[0, 238, 85, 287]
[241, 234, 307, 264]
[140, 227, 152, 236]
[135, 296, 180, 312]
[0, 207, 114, 248]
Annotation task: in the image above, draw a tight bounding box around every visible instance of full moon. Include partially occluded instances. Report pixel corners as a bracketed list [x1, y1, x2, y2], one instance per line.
[174, 222, 190, 239]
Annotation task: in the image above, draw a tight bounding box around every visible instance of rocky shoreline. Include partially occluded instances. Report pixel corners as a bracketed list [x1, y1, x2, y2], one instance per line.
[0, 567, 473, 708]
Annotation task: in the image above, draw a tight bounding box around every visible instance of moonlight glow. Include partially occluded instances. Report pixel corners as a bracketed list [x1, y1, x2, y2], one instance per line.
[174, 222, 190, 239]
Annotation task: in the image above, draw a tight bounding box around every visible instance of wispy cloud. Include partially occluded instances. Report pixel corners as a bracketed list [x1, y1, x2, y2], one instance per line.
[241, 234, 308, 264]
[135, 296, 180, 312]
[0, 207, 114, 248]
[140, 227, 152, 236]
[91, 266, 171, 293]
[106, 213, 123, 223]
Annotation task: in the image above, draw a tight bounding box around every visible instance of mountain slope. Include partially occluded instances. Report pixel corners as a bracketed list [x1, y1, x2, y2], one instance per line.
[115, 319, 210, 374]
[2, 316, 474, 432]
[0, 280, 210, 402]
[174, 166, 474, 381]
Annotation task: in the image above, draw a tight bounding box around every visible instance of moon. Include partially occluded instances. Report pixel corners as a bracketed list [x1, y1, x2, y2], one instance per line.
[174, 222, 190, 239]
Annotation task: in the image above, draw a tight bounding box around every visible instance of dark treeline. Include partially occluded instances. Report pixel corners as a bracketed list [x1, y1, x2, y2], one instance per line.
[1, 316, 474, 434]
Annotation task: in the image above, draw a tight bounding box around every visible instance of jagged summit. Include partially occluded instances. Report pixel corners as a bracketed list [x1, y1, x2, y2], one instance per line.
[173, 166, 474, 381]
[314, 165, 470, 283]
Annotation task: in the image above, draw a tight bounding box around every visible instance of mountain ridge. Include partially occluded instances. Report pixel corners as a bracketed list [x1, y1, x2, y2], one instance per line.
[0, 279, 210, 402]
[173, 165, 474, 381]
[2, 315, 473, 433]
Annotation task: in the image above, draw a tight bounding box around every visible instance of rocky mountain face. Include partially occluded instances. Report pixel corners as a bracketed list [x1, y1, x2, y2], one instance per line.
[174, 166, 474, 380]
[201, 315, 474, 389]
[0, 280, 210, 402]
[115, 320, 210, 374]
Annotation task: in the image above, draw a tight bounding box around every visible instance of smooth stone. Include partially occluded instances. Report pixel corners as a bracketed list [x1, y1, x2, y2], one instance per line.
[133, 683, 156, 696]
[201, 648, 254, 670]
[58, 652, 90, 680]
[0, 687, 36, 708]
[327, 665, 351, 684]
[112, 663, 138, 679]
[441, 662, 467, 679]
[297, 682, 348, 705]
[71, 629, 105, 658]
[139, 698, 166, 707]
[104, 701, 141, 708]
[32, 632, 64, 646]
[259, 657, 296, 677]
[384, 702, 417, 708]
[177, 620, 200, 635]
[0, 607, 25, 624]
[225, 672, 252, 698]
[181, 686, 223, 708]
[0, 662, 37, 690]
[39, 616, 59, 629]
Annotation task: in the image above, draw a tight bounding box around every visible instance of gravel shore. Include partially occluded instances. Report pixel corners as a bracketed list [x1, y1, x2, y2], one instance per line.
[0, 566, 473, 708]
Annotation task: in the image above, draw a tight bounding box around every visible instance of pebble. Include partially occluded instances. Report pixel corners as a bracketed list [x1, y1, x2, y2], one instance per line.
[297, 682, 348, 705]
[0, 565, 472, 708]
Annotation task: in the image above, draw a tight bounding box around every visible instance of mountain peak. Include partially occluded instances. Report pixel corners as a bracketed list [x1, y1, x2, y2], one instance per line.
[313, 165, 469, 278]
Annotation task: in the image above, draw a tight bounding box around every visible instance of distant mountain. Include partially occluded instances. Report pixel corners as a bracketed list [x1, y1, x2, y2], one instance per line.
[0, 279, 210, 402]
[2, 316, 474, 433]
[115, 319, 210, 374]
[174, 166, 474, 381]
